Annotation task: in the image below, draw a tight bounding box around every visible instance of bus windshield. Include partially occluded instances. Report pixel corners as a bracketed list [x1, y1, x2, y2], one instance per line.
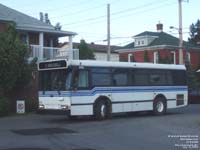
[39, 68, 72, 91]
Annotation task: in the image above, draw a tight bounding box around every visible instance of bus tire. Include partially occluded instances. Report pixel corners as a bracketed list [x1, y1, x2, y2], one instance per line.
[153, 97, 166, 115]
[94, 100, 111, 120]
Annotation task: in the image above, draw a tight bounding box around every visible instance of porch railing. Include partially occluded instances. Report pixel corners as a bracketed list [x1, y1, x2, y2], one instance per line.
[30, 45, 79, 61]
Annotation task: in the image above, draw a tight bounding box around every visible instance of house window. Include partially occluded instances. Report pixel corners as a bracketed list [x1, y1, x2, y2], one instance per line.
[141, 40, 144, 45]
[170, 51, 176, 64]
[128, 53, 133, 62]
[154, 51, 159, 64]
[138, 41, 140, 46]
[186, 52, 190, 62]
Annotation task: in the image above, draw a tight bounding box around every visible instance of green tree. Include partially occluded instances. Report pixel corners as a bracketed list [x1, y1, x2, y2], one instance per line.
[185, 62, 199, 91]
[0, 24, 33, 96]
[158, 51, 162, 64]
[195, 66, 200, 88]
[188, 19, 200, 46]
[78, 39, 95, 60]
[144, 50, 150, 62]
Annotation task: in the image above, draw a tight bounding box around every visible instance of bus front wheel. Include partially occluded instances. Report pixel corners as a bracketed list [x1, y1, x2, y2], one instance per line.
[153, 97, 166, 115]
[94, 100, 111, 120]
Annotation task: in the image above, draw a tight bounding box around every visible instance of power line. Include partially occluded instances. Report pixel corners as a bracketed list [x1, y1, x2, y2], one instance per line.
[61, 0, 178, 46]
[115, 40, 134, 46]
[50, 3, 105, 19]
[28, 0, 94, 16]
[111, 1, 177, 22]
[62, 6, 177, 46]
[61, 0, 163, 26]
[61, 0, 177, 28]
[48, 0, 122, 20]
[61, 15, 106, 26]
[110, 0, 169, 16]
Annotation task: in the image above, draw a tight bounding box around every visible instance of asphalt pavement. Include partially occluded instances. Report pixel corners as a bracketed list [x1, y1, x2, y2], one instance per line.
[0, 104, 199, 150]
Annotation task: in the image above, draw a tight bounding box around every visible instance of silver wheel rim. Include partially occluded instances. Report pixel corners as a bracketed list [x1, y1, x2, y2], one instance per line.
[100, 104, 106, 118]
[156, 101, 164, 113]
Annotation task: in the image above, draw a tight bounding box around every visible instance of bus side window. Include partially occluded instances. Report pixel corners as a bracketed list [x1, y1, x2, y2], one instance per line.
[134, 70, 149, 86]
[113, 68, 128, 86]
[78, 70, 89, 88]
[149, 70, 172, 86]
[172, 70, 186, 86]
[73, 69, 89, 90]
[166, 71, 173, 85]
[91, 68, 112, 86]
[130, 70, 135, 86]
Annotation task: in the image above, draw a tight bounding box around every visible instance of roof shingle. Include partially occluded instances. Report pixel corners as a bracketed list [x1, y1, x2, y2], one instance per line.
[0, 3, 76, 36]
[123, 31, 196, 49]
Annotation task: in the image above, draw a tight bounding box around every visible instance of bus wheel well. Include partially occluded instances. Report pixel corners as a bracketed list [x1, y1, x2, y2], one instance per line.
[154, 94, 167, 103]
[93, 96, 112, 119]
[153, 94, 167, 115]
[94, 95, 111, 104]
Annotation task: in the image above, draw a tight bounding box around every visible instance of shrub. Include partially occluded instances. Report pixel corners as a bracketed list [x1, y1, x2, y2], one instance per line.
[0, 97, 10, 116]
[25, 97, 38, 112]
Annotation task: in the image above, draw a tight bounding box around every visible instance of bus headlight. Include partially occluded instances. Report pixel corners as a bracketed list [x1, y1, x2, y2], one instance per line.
[39, 101, 45, 109]
[39, 104, 45, 109]
[61, 105, 70, 110]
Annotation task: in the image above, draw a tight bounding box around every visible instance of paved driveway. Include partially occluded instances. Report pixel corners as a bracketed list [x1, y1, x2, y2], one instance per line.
[0, 104, 199, 150]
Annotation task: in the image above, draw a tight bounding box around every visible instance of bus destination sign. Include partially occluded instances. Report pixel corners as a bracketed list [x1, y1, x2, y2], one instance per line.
[39, 60, 67, 69]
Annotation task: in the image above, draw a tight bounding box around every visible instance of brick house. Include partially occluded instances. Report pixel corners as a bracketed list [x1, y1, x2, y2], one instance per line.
[117, 24, 200, 69]
[0, 3, 77, 61]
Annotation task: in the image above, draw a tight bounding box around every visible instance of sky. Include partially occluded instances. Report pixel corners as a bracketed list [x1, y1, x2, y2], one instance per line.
[0, 0, 199, 46]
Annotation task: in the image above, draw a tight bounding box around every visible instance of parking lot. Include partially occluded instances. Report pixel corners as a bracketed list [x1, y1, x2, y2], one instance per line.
[0, 104, 199, 150]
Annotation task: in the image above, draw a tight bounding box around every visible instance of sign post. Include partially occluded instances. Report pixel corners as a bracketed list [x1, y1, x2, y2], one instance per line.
[16, 100, 25, 114]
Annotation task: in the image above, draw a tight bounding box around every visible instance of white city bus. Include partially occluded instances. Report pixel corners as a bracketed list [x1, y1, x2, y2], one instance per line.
[38, 59, 188, 119]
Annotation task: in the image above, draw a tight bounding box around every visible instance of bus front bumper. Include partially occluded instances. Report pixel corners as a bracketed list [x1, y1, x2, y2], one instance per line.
[37, 109, 70, 115]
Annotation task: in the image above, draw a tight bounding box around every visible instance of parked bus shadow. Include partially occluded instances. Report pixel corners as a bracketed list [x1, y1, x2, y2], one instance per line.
[112, 111, 184, 120]
[45, 111, 184, 124]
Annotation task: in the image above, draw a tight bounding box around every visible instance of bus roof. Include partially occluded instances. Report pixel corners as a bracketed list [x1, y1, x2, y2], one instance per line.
[38, 59, 186, 70]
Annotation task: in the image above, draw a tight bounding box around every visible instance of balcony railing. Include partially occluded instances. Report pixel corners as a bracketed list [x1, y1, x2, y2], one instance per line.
[30, 45, 79, 61]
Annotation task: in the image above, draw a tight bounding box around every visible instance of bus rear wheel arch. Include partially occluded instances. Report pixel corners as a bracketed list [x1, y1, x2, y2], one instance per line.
[94, 97, 112, 120]
[153, 95, 167, 115]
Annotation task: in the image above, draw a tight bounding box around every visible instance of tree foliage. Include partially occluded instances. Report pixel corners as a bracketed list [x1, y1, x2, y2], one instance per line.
[185, 62, 199, 91]
[78, 39, 95, 60]
[0, 24, 33, 96]
[143, 50, 150, 62]
[188, 19, 200, 46]
[0, 97, 10, 116]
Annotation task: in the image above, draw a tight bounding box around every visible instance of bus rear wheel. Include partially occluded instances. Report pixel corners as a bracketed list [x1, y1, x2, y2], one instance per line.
[153, 97, 166, 115]
[94, 100, 111, 120]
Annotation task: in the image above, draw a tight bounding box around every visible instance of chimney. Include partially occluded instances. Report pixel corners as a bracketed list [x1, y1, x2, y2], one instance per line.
[39, 12, 43, 22]
[44, 13, 51, 24]
[156, 23, 163, 32]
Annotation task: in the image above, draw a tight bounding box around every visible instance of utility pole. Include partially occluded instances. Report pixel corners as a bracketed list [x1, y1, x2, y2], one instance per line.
[107, 3, 111, 61]
[178, 0, 183, 64]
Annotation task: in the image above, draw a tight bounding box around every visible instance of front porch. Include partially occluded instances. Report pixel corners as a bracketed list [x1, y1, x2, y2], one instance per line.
[30, 44, 79, 61]
[18, 27, 78, 62]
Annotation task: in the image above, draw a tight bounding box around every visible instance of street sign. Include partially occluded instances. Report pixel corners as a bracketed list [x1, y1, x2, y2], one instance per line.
[16, 100, 25, 114]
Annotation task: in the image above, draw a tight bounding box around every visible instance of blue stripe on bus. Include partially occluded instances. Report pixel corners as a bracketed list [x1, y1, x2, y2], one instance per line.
[39, 86, 188, 97]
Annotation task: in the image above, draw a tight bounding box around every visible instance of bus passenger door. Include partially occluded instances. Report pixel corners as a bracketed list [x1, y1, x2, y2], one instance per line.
[70, 69, 93, 116]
